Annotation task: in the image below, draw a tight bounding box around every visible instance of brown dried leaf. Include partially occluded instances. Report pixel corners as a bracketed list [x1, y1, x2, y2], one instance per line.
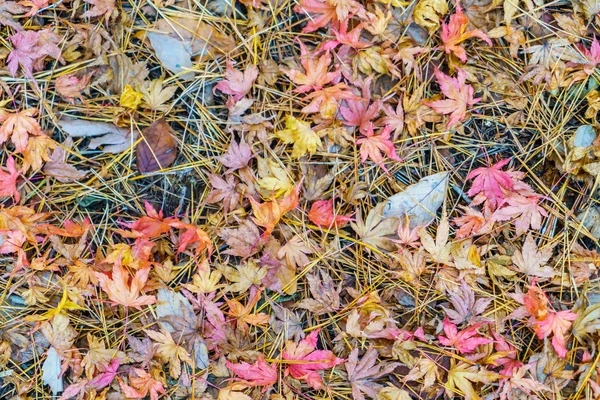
[136, 118, 177, 173]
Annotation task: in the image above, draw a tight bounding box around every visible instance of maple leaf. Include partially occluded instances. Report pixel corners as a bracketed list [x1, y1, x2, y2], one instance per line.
[294, 0, 364, 32]
[285, 43, 339, 93]
[168, 221, 212, 256]
[340, 98, 381, 135]
[8, 29, 62, 79]
[275, 115, 322, 158]
[282, 329, 344, 390]
[438, 317, 492, 354]
[89, 358, 120, 389]
[308, 199, 352, 228]
[381, 101, 404, 139]
[466, 158, 513, 209]
[492, 194, 548, 236]
[0, 156, 21, 202]
[256, 156, 294, 198]
[532, 310, 577, 358]
[441, 280, 492, 325]
[81, 334, 125, 379]
[0, 108, 44, 152]
[277, 234, 314, 269]
[119, 201, 177, 238]
[454, 206, 491, 238]
[145, 328, 193, 378]
[226, 356, 278, 388]
[511, 234, 556, 278]
[206, 174, 242, 214]
[93, 260, 156, 310]
[350, 202, 398, 251]
[302, 83, 360, 119]
[345, 348, 398, 400]
[219, 260, 268, 293]
[22, 135, 56, 172]
[418, 216, 452, 265]
[523, 283, 549, 321]
[119, 368, 166, 400]
[404, 358, 441, 389]
[250, 184, 301, 238]
[81, 0, 115, 19]
[0, 1, 27, 30]
[296, 270, 342, 315]
[423, 68, 481, 128]
[445, 360, 500, 400]
[356, 125, 401, 172]
[219, 220, 265, 258]
[139, 78, 176, 111]
[216, 138, 254, 173]
[214, 61, 259, 101]
[440, 2, 492, 62]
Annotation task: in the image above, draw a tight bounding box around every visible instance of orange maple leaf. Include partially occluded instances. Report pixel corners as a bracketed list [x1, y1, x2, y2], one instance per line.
[0, 108, 44, 152]
[441, 1, 492, 62]
[250, 184, 301, 238]
[93, 258, 156, 309]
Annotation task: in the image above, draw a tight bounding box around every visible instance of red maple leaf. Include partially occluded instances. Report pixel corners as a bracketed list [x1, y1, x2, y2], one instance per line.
[423, 68, 481, 128]
[119, 201, 177, 239]
[438, 317, 492, 354]
[440, 1, 492, 62]
[282, 329, 344, 390]
[466, 158, 513, 209]
[356, 125, 401, 172]
[308, 199, 352, 228]
[214, 61, 259, 101]
[226, 356, 278, 388]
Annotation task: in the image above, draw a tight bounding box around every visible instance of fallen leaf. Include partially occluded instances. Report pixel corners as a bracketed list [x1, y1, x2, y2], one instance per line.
[382, 171, 449, 227]
[42, 347, 63, 395]
[146, 32, 193, 79]
[226, 356, 278, 388]
[92, 259, 156, 310]
[59, 118, 138, 154]
[43, 138, 88, 183]
[137, 118, 178, 173]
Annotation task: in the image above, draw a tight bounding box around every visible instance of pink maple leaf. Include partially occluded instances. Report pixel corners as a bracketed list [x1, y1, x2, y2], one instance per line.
[356, 125, 401, 172]
[381, 101, 404, 139]
[423, 68, 481, 128]
[294, 0, 364, 33]
[440, 1, 492, 62]
[282, 329, 344, 390]
[490, 331, 523, 376]
[0, 156, 21, 202]
[8, 29, 62, 79]
[285, 42, 340, 93]
[89, 358, 121, 389]
[339, 78, 381, 134]
[214, 61, 259, 102]
[492, 194, 548, 236]
[532, 310, 577, 358]
[466, 158, 513, 209]
[438, 317, 492, 354]
[226, 356, 278, 388]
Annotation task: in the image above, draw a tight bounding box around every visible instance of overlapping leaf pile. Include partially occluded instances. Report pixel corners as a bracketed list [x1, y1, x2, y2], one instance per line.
[2, 0, 600, 399]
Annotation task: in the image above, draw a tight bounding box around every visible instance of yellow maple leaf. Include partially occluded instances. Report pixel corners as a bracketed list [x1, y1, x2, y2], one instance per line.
[256, 156, 293, 198]
[275, 115, 321, 159]
[120, 84, 143, 110]
[445, 361, 500, 400]
[25, 287, 85, 322]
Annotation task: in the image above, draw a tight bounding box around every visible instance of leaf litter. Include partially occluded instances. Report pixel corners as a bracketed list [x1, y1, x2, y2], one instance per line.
[0, 0, 600, 399]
